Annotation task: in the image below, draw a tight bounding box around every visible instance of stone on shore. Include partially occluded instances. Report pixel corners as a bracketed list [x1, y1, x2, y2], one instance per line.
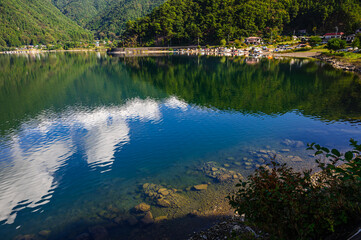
[134, 203, 151, 212]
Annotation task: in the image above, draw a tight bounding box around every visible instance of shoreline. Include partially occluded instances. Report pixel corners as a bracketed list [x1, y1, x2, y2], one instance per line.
[0, 48, 107, 54]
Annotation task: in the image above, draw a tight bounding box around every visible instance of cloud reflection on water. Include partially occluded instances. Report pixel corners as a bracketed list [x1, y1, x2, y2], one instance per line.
[0, 97, 185, 224]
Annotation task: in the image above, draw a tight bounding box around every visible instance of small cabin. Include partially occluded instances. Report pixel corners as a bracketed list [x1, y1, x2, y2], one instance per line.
[346, 34, 355, 43]
[323, 32, 344, 41]
[245, 37, 263, 45]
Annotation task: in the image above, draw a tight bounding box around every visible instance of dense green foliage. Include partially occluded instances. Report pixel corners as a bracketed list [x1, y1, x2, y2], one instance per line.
[229, 139, 361, 239]
[352, 33, 361, 49]
[0, 0, 92, 47]
[123, 0, 361, 46]
[51, 0, 165, 39]
[308, 36, 322, 46]
[327, 38, 347, 51]
[52, 0, 111, 27]
[86, 0, 165, 39]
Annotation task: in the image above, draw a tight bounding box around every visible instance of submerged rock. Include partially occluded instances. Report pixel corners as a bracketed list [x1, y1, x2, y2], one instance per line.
[154, 216, 167, 222]
[14, 235, 37, 240]
[134, 203, 150, 212]
[75, 233, 91, 240]
[126, 216, 138, 226]
[141, 211, 154, 225]
[193, 184, 208, 190]
[158, 188, 169, 196]
[282, 139, 304, 148]
[290, 156, 303, 162]
[88, 225, 109, 240]
[280, 149, 290, 152]
[157, 198, 171, 207]
[38, 230, 51, 238]
[217, 174, 231, 182]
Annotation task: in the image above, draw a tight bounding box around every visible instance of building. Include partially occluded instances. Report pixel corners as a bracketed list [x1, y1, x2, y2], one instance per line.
[298, 29, 307, 35]
[245, 37, 263, 45]
[346, 34, 355, 43]
[323, 32, 344, 41]
[356, 28, 361, 34]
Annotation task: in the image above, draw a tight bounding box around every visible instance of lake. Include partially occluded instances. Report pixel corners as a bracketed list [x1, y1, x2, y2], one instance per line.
[0, 52, 361, 240]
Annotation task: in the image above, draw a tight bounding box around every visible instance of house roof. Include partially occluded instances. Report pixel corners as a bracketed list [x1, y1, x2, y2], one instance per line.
[246, 37, 262, 40]
[324, 32, 344, 36]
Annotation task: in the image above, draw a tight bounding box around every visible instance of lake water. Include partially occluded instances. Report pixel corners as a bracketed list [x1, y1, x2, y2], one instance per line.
[0, 53, 361, 239]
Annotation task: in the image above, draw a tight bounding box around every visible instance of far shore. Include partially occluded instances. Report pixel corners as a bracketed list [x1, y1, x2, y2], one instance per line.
[0, 48, 107, 54]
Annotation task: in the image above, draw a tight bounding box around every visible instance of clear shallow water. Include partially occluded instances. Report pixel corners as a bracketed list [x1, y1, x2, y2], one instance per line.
[0, 53, 361, 239]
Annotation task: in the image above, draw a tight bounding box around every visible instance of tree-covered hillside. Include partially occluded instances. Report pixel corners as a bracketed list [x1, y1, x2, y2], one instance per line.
[123, 0, 361, 46]
[86, 0, 165, 39]
[0, 0, 92, 48]
[51, 0, 111, 26]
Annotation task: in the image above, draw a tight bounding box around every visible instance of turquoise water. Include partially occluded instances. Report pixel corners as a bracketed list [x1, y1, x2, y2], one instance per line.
[0, 53, 361, 239]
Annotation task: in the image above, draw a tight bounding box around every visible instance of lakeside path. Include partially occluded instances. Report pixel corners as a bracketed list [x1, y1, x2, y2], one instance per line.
[273, 51, 322, 58]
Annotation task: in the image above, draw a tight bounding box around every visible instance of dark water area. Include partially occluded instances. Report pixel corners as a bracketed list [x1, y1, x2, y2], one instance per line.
[0, 52, 361, 239]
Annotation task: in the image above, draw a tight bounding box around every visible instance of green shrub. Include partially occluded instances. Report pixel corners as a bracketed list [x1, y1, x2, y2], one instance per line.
[327, 38, 346, 52]
[220, 39, 227, 47]
[308, 36, 322, 47]
[229, 139, 361, 240]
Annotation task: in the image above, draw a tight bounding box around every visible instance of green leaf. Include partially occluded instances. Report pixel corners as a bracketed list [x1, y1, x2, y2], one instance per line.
[331, 149, 341, 157]
[345, 151, 353, 161]
[321, 147, 330, 153]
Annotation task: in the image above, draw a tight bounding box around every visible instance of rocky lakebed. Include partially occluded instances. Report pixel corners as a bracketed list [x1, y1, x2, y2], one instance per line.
[13, 139, 316, 240]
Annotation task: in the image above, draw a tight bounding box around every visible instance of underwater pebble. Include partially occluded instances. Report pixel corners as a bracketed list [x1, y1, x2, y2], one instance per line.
[193, 184, 208, 191]
[134, 203, 150, 212]
[14, 234, 37, 240]
[141, 212, 154, 225]
[280, 149, 290, 152]
[157, 198, 171, 207]
[155, 216, 168, 222]
[38, 230, 51, 238]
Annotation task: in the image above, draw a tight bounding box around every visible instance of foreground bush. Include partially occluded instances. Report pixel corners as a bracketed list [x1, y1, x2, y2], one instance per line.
[229, 139, 361, 239]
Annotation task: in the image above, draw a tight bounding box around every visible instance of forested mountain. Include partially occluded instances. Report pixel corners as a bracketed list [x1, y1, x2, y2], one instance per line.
[51, 0, 111, 26]
[86, 0, 165, 38]
[0, 0, 92, 47]
[51, 0, 165, 39]
[124, 0, 361, 46]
